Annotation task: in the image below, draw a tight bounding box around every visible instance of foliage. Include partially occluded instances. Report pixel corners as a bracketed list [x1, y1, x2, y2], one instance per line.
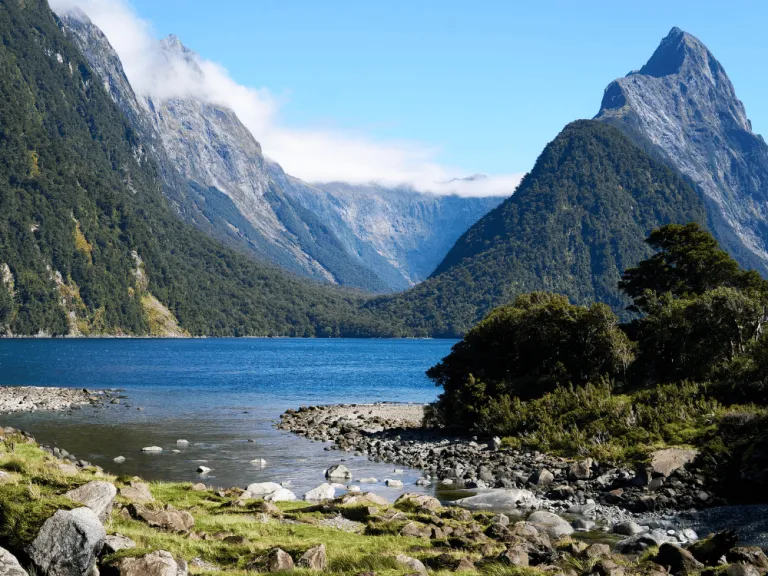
[426, 292, 634, 429]
[367, 120, 706, 337]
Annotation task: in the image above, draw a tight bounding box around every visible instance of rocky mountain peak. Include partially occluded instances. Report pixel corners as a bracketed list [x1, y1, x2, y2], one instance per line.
[636, 27, 704, 78]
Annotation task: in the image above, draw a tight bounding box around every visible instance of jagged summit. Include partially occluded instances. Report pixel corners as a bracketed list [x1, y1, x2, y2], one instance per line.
[596, 27, 768, 276]
[160, 34, 193, 56]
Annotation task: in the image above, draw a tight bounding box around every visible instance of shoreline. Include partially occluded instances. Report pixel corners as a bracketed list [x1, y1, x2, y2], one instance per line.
[0, 385, 121, 414]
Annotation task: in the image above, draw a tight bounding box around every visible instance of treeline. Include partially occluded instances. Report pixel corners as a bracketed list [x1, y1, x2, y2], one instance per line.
[426, 223, 768, 498]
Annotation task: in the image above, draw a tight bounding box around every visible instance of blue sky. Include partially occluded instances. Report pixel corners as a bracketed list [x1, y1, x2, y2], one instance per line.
[57, 0, 768, 191]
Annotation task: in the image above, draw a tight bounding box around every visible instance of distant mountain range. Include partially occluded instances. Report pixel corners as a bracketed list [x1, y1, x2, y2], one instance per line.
[1, 2, 766, 339]
[59, 10, 502, 294]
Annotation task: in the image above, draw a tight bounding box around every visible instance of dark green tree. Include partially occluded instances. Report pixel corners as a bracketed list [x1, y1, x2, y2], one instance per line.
[426, 292, 634, 430]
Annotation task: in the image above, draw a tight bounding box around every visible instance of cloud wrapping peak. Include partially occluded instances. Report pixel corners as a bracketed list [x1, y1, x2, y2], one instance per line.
[51, 0, 522, 196]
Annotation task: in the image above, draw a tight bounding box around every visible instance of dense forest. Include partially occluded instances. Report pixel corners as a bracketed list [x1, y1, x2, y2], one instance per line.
[425, 223, 768, 499]
[0, 0, 407, 338]
[366, 121, 707, 336]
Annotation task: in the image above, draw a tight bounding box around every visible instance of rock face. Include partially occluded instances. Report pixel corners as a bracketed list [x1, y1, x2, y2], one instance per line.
[0, 547, 26, 576]
[28, 507, 106, 576]
[648, 448, 698, 478]
[597, 27, 768, 276]
[65, 481, 117, 522]
[110, 550, 188, 576]
[58, 11, 501, 293]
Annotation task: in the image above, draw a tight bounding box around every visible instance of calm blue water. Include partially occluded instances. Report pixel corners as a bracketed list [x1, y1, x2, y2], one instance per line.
[0, 339, 456, 496]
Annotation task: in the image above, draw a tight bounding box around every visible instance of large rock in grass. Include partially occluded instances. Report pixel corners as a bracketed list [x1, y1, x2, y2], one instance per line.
[119, 481, 154, 504]
[101, 534, 137, 556]
[264, 488, 296, 502]
[0, 546, 26, 576]
[65, 481, 117, 522]
[395, 554, 427, 576]
[245, 482, 283, 498]
[394, 493, 442, 512]
[527, 511, 574, 538]
[298, 544, 327, 570]
[110, 550, 187, 576]
[28, 507, 105, 576]
[303, 483, 335, 501]
[247, 548, 294, 572]
[655, 543, 704, 575]
[127, 504, 194, 532]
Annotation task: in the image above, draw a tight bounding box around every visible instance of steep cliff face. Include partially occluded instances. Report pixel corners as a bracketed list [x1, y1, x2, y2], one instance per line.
[57, 10, 501, 292]
[596, 27, 768, 275]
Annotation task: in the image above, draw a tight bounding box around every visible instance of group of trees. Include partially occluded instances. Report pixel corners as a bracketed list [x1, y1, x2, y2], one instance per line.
[428, 222, 768, 434]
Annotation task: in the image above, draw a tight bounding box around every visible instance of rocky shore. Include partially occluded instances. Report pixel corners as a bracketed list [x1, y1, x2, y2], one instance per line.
[0, 385, 119, 413]
[278, 403, 722, 528]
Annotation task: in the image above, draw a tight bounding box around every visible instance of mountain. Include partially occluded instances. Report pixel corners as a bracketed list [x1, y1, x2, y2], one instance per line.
[596, 27, 768, 276]
[58, 10, 501, 293]
[0, 0, 403, 337]
[366, 121, 706, 336]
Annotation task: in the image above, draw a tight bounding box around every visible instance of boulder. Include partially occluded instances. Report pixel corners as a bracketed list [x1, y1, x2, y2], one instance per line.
[568, 458, 594, 480]
[612, 521, 646, 536]
[190, 483, 206, 492]
[654, 543, 704, 575]
[528, 468, 554, 486]
[128, 504, 194, 532]
[298, 544, 327, 570]
[250, 458, 267, 467]
[585, 543, 611, 559]
[264, 488, 296, 502]
[0, 546, 27, 576]
[454, 488, 538, 511]
[196, 466, 211, 474]
[688, 530, 738, 565]
[648, 448, 698, 478]
[726, 564, 761, 576]
[614, 533, 669, 554]
[499, 547, 529, 567]
[727, 547, 768, 571]
[113, 456, 125, 464]
[325, 464, 351, 479]
[141, 446, 163, 453]
[303, 484, 335, 501]
[65, 481, 117, 522]
[527, 511, 574, 538]
[247, 548, 294, 573]
[101, 534, 136, 556]
[394, 493, 441, 512]
[359, 477, 377, 484]
[245, 482, 283, 498]
[28, 507, 106, 576]
[395, 554, 427, 576]
[384, 479, 403, 488]
[119, 481, 154, 504]
[110, 550, 187, 576]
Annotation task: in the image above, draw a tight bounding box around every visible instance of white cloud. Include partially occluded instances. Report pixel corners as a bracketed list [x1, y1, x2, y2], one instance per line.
[51, 0, 523, 196]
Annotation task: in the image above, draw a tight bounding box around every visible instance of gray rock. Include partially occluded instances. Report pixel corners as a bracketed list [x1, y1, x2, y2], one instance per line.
[568, 458, 594, 480]
[527, 510, 574, 538]
[64, 481, 117, 522]
[110, 550, 187, 576]
[28, 507, 106, 576]
[613, 521, 647, 536]
[101, 534, 136, 556]
[141, 446, 163, 453]
[303, 483, 335, 501]
[528, 468, 554, 486]
[264, 488, 296, 502]
[298, 544, 327, 570]
[0, 546, 26, 576]
[454, 489, 538, 512]
[573, 518, 595, 532]
[395, 554, 427, 576]
[614, 533, 669, 554]
[325, 464, 351, 479]
[113, 456, 125, 464]
[119, 481, 154, 504]
[247, 548, 294, 573]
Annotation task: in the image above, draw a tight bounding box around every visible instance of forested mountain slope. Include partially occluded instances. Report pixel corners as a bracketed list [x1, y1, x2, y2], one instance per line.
[0, 0, 402, 337]
[366, 121, 707, 336]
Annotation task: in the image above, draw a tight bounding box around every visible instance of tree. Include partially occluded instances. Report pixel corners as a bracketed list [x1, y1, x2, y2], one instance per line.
[619, 223, 767, 314]
[426, 292, 635, 430]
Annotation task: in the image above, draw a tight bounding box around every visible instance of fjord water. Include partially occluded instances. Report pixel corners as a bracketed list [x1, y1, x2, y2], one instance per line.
[0, 339, 455, 497]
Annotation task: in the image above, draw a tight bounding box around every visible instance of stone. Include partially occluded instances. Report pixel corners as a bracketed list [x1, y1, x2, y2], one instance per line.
[359, 477, 377, 483]
[385, 479, 403, 488]
[395, 554, 427, 576]
[568, 458, 594, 480]
[119, 481, 154, 504]
[196, 466, 211, 474]
[110, 550, 187, 576]
[141, 446, 163, 453]
[613, 521, 646, 536]
[572, 518, 595, 532]
[689, 530, 739, 565]
[726, 564, 761, 576]
[101, 534, 136, 556]
[585, 543, 611, 559]
[29, 507, 106, 576]
[248, 548, 294, 573]
[594, 558, 626, 576]
[0, 546, 27, 576]
[245, 482, 282, 497]
[529, 468, 554, 486]
[648, 448, 698, 478]
[491, 513, 510, 527]
[128, 504, 194, 531]
[113, 456, 126, 463]
[454, 488, 538, 511]
[527, 511, 574, 538]
[250, 458, 267, 467]
[499, 547, 529, 567]
[298, 544, 327, 570]
[325, 464, 352, 479]
[401, 522, 427, 538]
[176, 439, 189, 445]
[190, 483, 206, 491]
[304, 483, 335, 501]
[655, 543, 704, 575]
[64, 481, 117, 522]
[264, 488, 296, 502]
[614, 533, 669, 554]
[727, 547, 768, 571]
[394, 493, 441, 512]
[347, 485, 361, 493]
